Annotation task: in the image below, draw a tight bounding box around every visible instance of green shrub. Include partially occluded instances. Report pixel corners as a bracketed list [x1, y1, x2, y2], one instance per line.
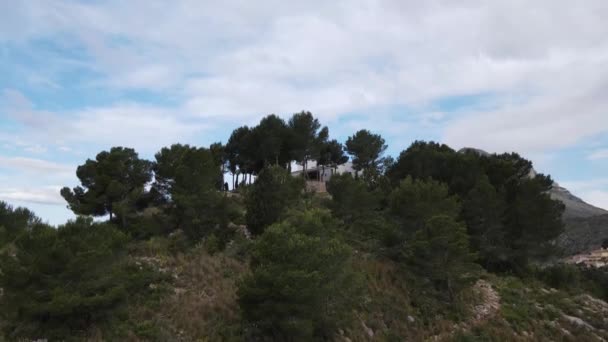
[0, 217, 163, 340]
[238, 209, 363, 340]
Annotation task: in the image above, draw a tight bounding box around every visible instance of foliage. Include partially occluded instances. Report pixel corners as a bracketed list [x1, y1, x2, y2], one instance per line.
[238, 209, 362, 340]
[502, 176, 565, 271]
[209, 141, 228, 190]
[535, 264, 608, 302]
[325, 174, 395, 252]
[225, 125, 254, 187]
[387, 141, 459, 188]
[153, 144, 230, 241]
[406, 215, 480, 302]
[7, 116, 587, 340]
[0, 217, 162, 340]
[387, 141, 565, 272]
[253, 114, 291, 167]
[245, 165, 304, 235]
[60, 147, 152, 228]
[462, 176, 508, 267]
[0, 201, 42, 248]
[345, 129, 387, 176]
[326, 173, 383, 223]
[388, 176, 461, 234]
[288, 111, 329, 173]
[318, 139, 349, 173]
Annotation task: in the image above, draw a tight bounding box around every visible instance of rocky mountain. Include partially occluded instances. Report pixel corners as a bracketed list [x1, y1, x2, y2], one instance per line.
[549, 183, 608, 219]
[548, 184, 608, 255]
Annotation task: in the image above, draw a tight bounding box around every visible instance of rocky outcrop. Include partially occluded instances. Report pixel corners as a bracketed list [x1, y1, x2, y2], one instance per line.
[550, 184, 608, 219]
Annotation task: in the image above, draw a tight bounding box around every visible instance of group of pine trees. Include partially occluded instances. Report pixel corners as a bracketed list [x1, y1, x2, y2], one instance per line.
[0, 111, 572, 340]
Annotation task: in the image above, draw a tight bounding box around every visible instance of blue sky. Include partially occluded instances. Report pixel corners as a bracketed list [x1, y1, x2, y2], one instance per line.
[1, 0, 608, 225]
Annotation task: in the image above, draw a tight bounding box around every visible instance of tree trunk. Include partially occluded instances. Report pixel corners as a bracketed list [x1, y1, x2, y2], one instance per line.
[447, 277, 454, 302]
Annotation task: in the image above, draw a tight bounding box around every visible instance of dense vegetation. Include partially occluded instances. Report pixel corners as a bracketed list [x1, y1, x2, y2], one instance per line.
[1, 112, 606, 341]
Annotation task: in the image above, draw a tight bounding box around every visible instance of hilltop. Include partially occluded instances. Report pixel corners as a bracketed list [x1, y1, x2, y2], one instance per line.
[1, 115, 607, 341]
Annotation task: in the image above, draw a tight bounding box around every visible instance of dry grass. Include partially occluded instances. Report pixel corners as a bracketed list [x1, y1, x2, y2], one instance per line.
[122, 242, 249, 341]
[345, 257, 427, 341]
[161, 249, 248, 341]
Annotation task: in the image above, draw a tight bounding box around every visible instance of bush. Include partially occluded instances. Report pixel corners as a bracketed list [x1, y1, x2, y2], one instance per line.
[238, 209, 362, 340]
[535, 264, 582, 290]
[406, 215, 479, 302]
[0, 217, 162, 340]
[245, 166, 304, 235]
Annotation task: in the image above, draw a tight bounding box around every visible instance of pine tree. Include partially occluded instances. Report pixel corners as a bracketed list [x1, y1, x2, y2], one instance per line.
[407, 215, 479, 301]
[238, 209, 362, 340]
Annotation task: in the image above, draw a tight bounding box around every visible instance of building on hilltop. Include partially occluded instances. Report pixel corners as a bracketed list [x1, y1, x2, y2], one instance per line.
[291, 160, 355, 192]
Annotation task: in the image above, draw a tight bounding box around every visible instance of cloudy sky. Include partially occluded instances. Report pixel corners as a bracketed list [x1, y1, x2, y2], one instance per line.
[1, 0, 608, 225]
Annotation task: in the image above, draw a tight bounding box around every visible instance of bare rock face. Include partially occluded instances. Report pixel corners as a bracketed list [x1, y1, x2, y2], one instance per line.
[549, 183, 608, 219]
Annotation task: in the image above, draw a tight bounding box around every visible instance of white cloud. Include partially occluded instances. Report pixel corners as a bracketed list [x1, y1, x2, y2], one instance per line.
[588, 149, 608, 161]
[442, 67, 608, 155]
[2, 90, 210, 154]
[0, 156, 73, 175]
[69, 105, 209, 152]
[0, 186, 64, 206]
[3, 0, 607, 134]
[23, 144, 48, 154]
[2, 0, 608, 221]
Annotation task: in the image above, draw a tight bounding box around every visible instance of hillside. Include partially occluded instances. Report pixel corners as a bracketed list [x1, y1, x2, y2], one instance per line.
[549, 184, 608, 219]
[2, 126, 608, 341]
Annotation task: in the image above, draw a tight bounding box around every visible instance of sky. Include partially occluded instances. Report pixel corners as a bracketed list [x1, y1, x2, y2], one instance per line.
[1, 0, 608, 225]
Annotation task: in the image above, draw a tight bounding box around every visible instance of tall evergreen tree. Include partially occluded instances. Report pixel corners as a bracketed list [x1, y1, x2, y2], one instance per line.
[245, 166, 304, 235]
[318, 139, 348, 178]
[209, 142, 228, 190]
[345, 129, 387, 176]
[60, 147, 152, 228]
[0, 218, 153, 340]
[0, 201, 42, 248]
[503, 175, 565, 270]
[462, 175, 508, 268]
[288, 111, 328, 176]
[238, 209, 361, 340]
[388, 176, 461, 233]
[254, 114, 290, 167]
[154, 144, 223, 241]
[407, 215, 479, 301]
